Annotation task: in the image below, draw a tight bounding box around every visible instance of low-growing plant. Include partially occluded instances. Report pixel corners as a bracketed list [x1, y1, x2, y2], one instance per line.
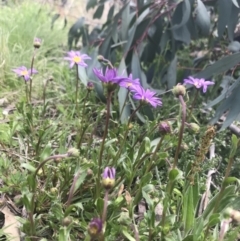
[0, 1, 240, 241]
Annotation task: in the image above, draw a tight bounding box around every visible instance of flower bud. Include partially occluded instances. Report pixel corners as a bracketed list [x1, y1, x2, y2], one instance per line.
[67, 148, 79, 157]
[97, 55, 105, 62]
[33, 37, 41, 48]
[159, 121, 172, 135]
[102, 167, 116, 189]
[189, 123, 200, 133]
[172, 84, 186, 97]
[87, 82, 94, 91]
[62, 216, 73, 226]
[88, 218, 103, 238]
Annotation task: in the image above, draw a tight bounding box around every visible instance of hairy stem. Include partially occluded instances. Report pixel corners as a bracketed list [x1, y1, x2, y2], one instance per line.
[173, 95, 186, 169]
[97, 91, 113, 197]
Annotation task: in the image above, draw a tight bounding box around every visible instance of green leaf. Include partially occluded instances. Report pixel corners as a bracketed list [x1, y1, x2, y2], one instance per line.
[223, 177, 239, 186]
[209, 81, 240, 129]
[51, 13, 60, 30]
[169, 168, 181, 181]
[171, 0, 191, 30]
[183, 186, 194, 234]
[129, 96, 146, 123]
[195, 0, 210, 36]
[167, 55, 178, 89]
[78, 66, 88, 86]
[93, 4, 104, 19]
[21, 163, 36, 172]
[122, 227, 135, 241]
[73, 171, 88, 193]
[202, 185, 235, 220]
[107, 4, 115, 20]
[182, 235, 193, 241]
[207, 76, 240, 108]
[232, 0, 240, 7]
[118, 58, 130, 124]
[227, 2, 239, 41]
[193, 217, 204, 241]
[207, 213, 220, 227]
[86, 0, 97, 11]
[230, 134, 238, 157]
[195, 52, 240, 79]
[218, 0, 231, 38]
[227, 41, 240, 52]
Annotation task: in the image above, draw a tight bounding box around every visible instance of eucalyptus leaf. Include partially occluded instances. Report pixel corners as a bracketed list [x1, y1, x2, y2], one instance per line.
[195, 0, 210, 36]
[167, 55, 178, 89]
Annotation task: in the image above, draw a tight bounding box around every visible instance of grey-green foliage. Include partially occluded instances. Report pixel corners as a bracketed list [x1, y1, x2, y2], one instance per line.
[67, 0, 240, 127]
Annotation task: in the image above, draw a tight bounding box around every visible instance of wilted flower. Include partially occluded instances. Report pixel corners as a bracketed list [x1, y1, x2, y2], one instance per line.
[102, 167, 116, 189]
[172, 84, 186, 97]
[88, 218, 103, 238]
[119, 74, 140, 90]
[93, 67, 123, 84]
[159, 121, 172, 135]
[12, 66, 38, 81]
[184, 76, 214, 93]
[64, 51, 91, 68]
[33, 37, 41, 48]
[131, 85, 162, 108]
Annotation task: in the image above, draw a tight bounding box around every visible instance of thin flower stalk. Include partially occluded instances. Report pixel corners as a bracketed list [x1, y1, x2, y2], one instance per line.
[96, 91, 113, 198]
[114, 104, 142, 165]
[173, 95, 186, 168]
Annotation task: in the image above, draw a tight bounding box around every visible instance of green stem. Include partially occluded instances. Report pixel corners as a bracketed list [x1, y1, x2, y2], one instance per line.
[75, 64, 79, 115]
[173, 95, 186, 169]
[66, 170, 81, 208]
[145, 136, 165, 174]
[97, 91, 113, 198]
[33, 153, 68, 181]
[29, 48, 36, 103]
[188, 89, 199, 121]
[77, 91, 90, 149]
[102, 190, 109, 223]
[24, 80, 29, 104]
[114, 104, 142, 164]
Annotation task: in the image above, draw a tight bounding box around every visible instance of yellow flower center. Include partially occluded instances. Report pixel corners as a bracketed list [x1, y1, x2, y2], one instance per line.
[73, 56, 81, 63]
[21, 70, 28, 76]
[126, 82, 132, 87]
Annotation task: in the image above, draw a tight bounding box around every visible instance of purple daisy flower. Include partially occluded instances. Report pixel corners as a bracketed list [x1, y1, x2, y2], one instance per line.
[131, 85, 162, 108]
[64, 51, 91, 68]
[183, 76, 214, 93]
[12, 66, 38, 81]
[93, 67, 123, 84]
[119, 74, 140, 90]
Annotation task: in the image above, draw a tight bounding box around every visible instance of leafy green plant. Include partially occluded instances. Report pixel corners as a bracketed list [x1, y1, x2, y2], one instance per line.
[0, 1, 240, 241]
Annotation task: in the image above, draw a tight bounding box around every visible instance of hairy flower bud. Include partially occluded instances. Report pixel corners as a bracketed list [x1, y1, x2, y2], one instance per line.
[172, 84, 186, 97]
[33, 37, 41, 49]
[62, 216, 73, 227]
[87, 82, 94, 91]
[189, 123, 200, 133]
[159, 121, 172, 135]
[88, 218, 103, 238]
